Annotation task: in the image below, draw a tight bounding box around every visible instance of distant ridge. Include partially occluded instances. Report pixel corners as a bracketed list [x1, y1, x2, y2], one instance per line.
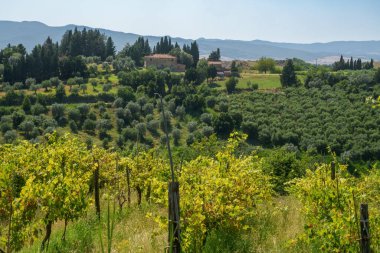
[1, 21, 380, 63]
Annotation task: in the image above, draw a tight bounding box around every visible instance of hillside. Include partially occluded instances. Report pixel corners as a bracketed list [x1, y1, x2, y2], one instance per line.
[1, 21, 380, 62]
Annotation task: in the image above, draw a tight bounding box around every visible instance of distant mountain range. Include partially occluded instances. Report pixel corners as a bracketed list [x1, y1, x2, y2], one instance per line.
[1, 20, 380, 63]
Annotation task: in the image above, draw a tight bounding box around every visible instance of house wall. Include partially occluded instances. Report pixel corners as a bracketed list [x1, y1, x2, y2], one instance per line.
[144, 57, 185, 72]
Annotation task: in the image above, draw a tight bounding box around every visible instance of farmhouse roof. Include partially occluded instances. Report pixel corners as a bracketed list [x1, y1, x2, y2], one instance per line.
[144, 54, 176, 59]
[208, 61, 223, 65]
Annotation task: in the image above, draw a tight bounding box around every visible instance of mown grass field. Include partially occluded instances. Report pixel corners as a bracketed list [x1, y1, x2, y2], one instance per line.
[214, 73, 282, 91]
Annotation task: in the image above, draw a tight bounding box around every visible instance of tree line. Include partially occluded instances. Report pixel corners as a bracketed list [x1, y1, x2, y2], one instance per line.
[333, 55, 374, 71]
[0, 28, 116, 83]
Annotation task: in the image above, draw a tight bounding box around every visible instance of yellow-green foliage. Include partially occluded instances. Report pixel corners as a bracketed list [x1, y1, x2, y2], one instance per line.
[148, 133, 273, 251]
[179, 133, 272, 251]
[3, 132, 380, 253]
[290, 161, 380, 252]
[0, 134, 94, 251]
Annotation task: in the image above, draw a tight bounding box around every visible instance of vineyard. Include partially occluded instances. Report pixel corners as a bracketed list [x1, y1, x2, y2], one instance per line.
[1, 24, 380, 253]
[1, 132, 380, 252]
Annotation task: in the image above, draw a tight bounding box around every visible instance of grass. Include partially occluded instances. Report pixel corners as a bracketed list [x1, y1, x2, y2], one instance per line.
[19, 195, 306, 253]
[214, 73, 281, 91]
[20, 197, 167, 253]
[238, 73, 281, 89]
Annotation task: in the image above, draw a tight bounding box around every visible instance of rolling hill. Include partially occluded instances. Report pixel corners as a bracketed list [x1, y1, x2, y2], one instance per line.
[1, 20, 380, 62]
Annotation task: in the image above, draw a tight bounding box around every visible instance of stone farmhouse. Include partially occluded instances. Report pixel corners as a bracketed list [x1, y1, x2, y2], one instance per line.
[144, 54, 186, 72]
[208, 61, 232, 78]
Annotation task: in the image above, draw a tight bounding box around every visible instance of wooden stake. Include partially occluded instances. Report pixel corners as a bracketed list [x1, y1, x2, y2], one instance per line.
[360, 203, 370, 253]
[169, 182, 181, 253]
[331, 161, 335, 180]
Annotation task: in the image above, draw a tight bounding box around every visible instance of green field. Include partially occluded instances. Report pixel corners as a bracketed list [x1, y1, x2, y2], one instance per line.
[215, 73, 281, 90]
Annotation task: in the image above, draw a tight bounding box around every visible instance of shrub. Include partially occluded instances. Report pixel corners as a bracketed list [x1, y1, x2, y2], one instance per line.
[226, 77, 238, 94]
[126, 101, 140, 118]
[68, 108, 81, 124]
[213, 113, 235, 138]
[31, 103, 46, 116]
[218, 101, 229, 112]
[11, 110, 25, 129]
[143, 103, 154, 116]
[18, 120, 35, 139]
[200, 113, 213, 125]
[0, 116, 13, 134]
[14, 82, 24, 90]
[186, 133, 195, 146]
[147, 120, 160, 135]
[187, 121, 198, 133]
[77, 104, 90, 118]
[247, 81, 259, 90]
[135, 122, 147, 138]
[160, 111, 172, 132]
[175, 106, 186, 120]
[206, 96, 217, 108]
[69, 120, 78, 133]
[122, 127, 138, 141]
[103, 83, 112, 92]
[117, 86, 135, 102]
[202, 126, 214, 137]
[71, 87, 80, 95]
[116, 118, 125, 132]
[3, 130, 18, 143]
[82, 119, 96, 134]
[263, 149, 304, 194]
[172, 128, 181, 146]
[113, 98, 124, 108]
[55, 84, 67, 101]
[51, 104, 66, 121]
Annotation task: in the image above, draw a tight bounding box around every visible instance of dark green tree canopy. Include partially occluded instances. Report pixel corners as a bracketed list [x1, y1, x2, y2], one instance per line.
[106, 37, 116, 58]
[153, 36, 174, 54]
[208, 48, 221, 61]
[280, 59, 297, 87]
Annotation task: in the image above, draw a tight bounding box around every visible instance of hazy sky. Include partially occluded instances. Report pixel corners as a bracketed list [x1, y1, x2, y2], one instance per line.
[1, 0, 379, 43]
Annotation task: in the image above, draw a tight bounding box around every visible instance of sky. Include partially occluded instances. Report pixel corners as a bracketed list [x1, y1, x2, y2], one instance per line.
[1, 0, 379, 43]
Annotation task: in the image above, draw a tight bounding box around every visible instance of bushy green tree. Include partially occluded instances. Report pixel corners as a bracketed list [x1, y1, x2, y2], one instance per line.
[21, 96, 31, 114]
[226, 77, 238, 94]
[256, 57, 276, 74]
[375, 68, 380, 84]
[55, 83, 66, 102]
[280, 59, 297, 87]
[208, 48, 221, 61]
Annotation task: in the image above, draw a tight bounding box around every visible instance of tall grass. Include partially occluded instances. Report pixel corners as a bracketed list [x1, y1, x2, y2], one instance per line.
[20, 196, 306, 253]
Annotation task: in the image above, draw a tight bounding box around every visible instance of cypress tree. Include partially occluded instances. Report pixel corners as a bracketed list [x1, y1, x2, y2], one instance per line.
[81, 28, 88, 56]
[280, 59, 297, 87]
[339, 55, 345, 70]
[144, 39, 151, 55]
[106, 37, 116, 57]
[345, 59, 349, 70]
[350, 57, 354, 70]
[190, 41, 200, 67]
[357, 58, 362, 70]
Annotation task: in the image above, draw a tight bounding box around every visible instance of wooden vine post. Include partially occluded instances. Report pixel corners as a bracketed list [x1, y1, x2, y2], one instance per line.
[168, 182, 180, 252]
[360, 203, 370, 253]
[157, 93, 181, 253]
[331, 161, 336, 180]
